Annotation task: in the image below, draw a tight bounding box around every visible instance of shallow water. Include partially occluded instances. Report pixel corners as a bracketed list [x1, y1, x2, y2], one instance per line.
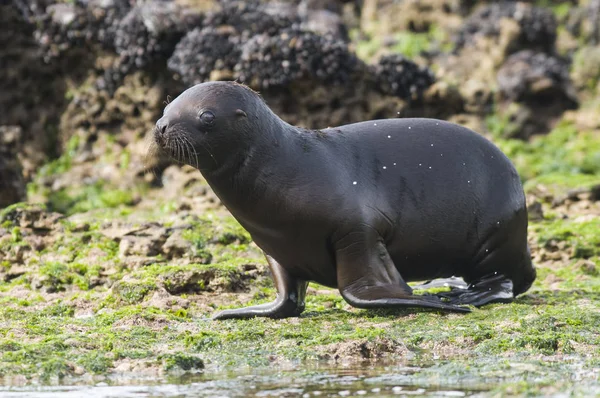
[1, 359, 598, 398]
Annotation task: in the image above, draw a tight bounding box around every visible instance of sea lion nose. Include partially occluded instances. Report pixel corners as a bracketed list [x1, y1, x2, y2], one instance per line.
[155, 117, 170, 147]
[156, 117, 168, 137]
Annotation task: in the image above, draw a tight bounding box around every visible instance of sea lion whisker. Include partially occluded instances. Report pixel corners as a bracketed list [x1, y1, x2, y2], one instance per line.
[181, 136, 193, 167]
[182, 135, 200, 169]
[176, 138, 185, 166]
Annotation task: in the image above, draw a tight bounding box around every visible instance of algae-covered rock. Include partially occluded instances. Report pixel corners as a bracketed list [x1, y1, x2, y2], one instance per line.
[112, 277, 157, 304]
[571, 45, 600, 93]
[566, 0, 600, 45]
[360, 0, 466, 38]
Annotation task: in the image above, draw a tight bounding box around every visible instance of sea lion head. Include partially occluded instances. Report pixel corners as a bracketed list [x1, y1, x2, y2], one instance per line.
[154, 81, 264, 171]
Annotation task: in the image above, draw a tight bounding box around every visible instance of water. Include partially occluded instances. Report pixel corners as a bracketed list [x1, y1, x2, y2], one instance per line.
[0, 359, 597, 397]
[0, 366, 475, 397]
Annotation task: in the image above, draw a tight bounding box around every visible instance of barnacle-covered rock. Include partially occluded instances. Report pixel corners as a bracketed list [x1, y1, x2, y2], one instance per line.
[204, 0, 300, 39]
[497, 50, 577, 108]
[371, 54, 435, 100]
[235, 29, 359, 89]
[455, 2, 557, 54]
[14, 0, 132, 62]
[99, 1, 202, 93]
[168, 26, 241, 85]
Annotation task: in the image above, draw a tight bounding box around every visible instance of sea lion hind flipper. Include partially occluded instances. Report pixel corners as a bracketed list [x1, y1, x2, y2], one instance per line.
[341, 285, 472, 313]
[334, 233, 471, 313]
[212, 254, 308, 320]
[436, 273, 514, 307]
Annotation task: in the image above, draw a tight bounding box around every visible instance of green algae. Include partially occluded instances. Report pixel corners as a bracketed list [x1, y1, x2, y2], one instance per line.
[496, 121, 600, 181]
[533, 218, 600, 259]
[1, 119, 599, 393]
[352, 24, 449, 62]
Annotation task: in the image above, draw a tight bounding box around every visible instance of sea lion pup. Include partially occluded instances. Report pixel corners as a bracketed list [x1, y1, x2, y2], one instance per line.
[153, 81, 536, 319]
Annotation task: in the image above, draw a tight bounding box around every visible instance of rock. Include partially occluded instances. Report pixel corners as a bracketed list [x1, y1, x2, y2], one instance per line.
[162, 230, 193, 259]
[144, 288, 190, 310]
[0, 126, 26, 208]
[360, 0, 465, 39]
[298, 0, 348, 40]
[591, 184, 600, 201]
[495, 50, 578, 137]
[371, 54, 435, 100]
[528, 200, 544, 221]
[459, 79, 494, 115]
[571, 46, 600, 92]
[0, 203, 63, 230]
[100, 0, 202, 93]
[319, 337, 411, 362]
[497, 50, 577, 108]
[235, 28, 360, 89]
[168, 26, 241, 85]
[566, 0, 600, 45]
[112, 277, 156, 304]
[2, 265, 28, 282]
[455, 2, 557, 55]
[574, 259, 598, 276]
[159, 269, 214, 294]
[119, 235, 165, 257]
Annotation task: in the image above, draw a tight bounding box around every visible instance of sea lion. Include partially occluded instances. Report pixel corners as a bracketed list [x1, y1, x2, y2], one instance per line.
[154, 81, 536, 319]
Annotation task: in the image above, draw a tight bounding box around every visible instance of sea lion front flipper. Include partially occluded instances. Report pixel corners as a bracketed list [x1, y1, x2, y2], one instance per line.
[436, 273, 514, 307]
[212, 254, 308, 320]
[334, 230, 471, 313]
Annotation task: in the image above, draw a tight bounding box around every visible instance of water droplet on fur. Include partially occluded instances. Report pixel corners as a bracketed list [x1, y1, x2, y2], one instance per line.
[352, 181, 357, 185]
[382, 166, 387, 169]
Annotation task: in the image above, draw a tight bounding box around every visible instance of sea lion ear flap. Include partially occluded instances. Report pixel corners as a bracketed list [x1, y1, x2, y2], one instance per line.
[235, 109, 247, 118]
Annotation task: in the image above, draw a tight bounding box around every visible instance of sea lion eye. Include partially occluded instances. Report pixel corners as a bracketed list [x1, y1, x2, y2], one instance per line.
[200, 111, 215, 126]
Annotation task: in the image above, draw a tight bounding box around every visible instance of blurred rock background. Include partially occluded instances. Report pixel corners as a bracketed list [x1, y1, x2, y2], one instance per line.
[0, 0, 599, 211]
